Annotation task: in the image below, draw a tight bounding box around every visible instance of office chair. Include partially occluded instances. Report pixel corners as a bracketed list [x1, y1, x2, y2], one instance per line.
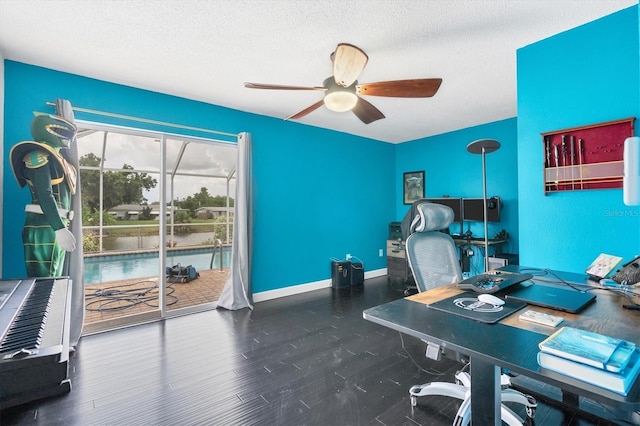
[404, 202, 536, 426]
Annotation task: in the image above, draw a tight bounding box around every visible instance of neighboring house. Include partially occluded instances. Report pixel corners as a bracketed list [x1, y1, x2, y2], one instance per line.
[108, 204, 143, 220]
[194, 206, 234, 220]
[108, 204, 189, 220]
[150, 205, 189, 220]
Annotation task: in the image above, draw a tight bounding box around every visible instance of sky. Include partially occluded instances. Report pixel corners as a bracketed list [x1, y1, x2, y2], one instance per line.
[76, 128, 237, 204]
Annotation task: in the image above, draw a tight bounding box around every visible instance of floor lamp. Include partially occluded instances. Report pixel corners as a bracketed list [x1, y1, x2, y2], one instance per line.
[467, 139, 500, 272]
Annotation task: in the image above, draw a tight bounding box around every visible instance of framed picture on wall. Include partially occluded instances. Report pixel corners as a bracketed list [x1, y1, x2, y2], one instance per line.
[403, 171, 425, 204]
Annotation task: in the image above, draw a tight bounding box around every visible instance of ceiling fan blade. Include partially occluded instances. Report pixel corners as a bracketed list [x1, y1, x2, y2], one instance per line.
[352, 97, 385, 124]
[332, 43, 368, 88]
[285, 100, 325, 121]
[356, 78, 443, 98]
[244, 82, 327, 91]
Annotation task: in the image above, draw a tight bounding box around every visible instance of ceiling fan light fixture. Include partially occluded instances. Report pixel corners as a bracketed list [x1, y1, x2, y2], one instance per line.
[324, 91, 358, 112]
[244, 44, 442, 123]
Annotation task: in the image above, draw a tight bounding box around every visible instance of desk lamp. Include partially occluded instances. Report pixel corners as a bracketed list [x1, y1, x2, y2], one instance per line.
[467, 138, 500, 272]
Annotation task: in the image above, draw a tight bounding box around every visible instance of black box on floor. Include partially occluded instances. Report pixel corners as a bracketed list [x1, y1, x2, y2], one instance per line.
[350, 262, 364, 286]
[331, 261, 351, 289]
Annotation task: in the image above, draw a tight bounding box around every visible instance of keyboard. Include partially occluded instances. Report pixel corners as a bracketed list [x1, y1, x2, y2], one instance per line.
[456, 272, 533, 294]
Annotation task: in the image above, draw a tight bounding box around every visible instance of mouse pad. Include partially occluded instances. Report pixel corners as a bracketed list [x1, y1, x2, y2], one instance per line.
[428, 292, 526, 324]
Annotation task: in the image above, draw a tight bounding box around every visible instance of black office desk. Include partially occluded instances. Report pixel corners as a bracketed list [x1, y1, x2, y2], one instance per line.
[452, 237, 508, 247]
[363, 267, 640, 425]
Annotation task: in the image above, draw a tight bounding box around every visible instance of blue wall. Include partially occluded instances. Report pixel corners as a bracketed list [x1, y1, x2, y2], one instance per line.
[2, 61, 395, 292]
[3, 5, 639, 291]
[517, 6, 640, 272]
[396, 118, 519, 273]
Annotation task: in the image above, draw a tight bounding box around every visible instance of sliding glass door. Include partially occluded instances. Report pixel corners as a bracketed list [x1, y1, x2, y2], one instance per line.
[75, 122, 236, 333]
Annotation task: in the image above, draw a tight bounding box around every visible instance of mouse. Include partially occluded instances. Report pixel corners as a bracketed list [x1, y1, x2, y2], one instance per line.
[478, 294, 505, 306]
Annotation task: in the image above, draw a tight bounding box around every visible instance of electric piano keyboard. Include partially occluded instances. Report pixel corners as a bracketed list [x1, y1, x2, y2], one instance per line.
[0, 277, 71, 410]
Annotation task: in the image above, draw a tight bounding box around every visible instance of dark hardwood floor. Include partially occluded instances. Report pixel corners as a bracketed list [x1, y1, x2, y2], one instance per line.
[0, 277, 630, 425]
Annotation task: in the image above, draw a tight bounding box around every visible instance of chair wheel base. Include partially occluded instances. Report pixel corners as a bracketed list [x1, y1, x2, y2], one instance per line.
[409, 381, 537, 426]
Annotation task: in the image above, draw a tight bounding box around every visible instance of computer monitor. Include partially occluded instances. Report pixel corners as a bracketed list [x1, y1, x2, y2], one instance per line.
[462, 197, 501, 222]
[425, 198, 462, 223]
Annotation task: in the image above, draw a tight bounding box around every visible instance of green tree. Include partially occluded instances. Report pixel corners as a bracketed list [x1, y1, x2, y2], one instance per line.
[79, 153, 101, 211]
[180, 187, 210, 216]
[174, 210, 192, 224]
[82, 233, 100, 253]
[179, 188, 234, 216]
[139, 205, 153, 220]
[79, 154, 158, 211]
[211, 195, 234, 207]
[82, 208, 117, 227]
[213, 215, 233, 242]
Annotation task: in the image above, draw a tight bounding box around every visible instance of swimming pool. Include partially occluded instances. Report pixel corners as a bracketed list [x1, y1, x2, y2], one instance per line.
[83, 247, 231, 284]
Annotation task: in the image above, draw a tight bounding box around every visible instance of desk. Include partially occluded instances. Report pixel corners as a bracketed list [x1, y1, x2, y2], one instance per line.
[363, 266, 640, 425]
[453, 237, 509, 273]
[452, 237, 508, 248]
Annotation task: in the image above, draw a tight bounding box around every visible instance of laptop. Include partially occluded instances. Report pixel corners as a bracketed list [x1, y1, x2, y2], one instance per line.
[505, 282, 596, 313]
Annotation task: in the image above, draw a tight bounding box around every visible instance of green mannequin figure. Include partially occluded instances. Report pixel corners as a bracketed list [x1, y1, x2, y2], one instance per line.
[10, 114, 78, 277]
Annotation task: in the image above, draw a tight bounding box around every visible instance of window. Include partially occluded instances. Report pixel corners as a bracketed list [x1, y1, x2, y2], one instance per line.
[76, 122, 236, 332]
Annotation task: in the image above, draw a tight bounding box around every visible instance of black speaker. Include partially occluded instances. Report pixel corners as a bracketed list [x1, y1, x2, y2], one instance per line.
[331, 261, 351, 289]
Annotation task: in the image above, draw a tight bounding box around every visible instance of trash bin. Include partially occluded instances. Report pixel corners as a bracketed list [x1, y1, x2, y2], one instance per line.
[350, 262, 364, 286]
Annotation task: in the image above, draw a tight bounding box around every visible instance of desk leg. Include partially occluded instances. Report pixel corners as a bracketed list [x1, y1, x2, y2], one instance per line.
[470, 358, 501, 426]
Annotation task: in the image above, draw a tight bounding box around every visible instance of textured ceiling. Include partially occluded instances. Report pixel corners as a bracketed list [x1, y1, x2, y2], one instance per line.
[0, 0, 637, 143]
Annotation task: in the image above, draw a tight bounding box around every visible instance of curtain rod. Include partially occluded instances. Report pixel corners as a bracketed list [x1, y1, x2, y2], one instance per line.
[46, 101, 239, 138]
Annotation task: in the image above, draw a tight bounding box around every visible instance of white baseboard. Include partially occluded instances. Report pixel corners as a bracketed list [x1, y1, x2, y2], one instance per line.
[253, 268, 387, 303]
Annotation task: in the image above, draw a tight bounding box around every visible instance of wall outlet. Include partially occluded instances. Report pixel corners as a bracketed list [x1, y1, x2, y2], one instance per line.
[379, 248, 383, 257]
[346, 254, 352, 261]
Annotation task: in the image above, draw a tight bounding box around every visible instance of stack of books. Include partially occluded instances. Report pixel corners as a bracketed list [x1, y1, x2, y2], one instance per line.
[537, 326, 640, 395]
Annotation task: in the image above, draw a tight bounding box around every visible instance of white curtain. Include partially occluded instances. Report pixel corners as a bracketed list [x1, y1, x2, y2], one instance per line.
[55, 99, 85, 347]
[217, 132, 253, 310]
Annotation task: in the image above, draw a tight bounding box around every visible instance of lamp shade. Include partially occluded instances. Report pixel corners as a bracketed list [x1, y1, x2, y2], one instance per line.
[467, 139, 501, 155]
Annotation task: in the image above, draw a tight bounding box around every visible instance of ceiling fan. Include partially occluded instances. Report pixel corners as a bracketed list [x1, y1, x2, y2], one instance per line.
[244, 43, 442, 124]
